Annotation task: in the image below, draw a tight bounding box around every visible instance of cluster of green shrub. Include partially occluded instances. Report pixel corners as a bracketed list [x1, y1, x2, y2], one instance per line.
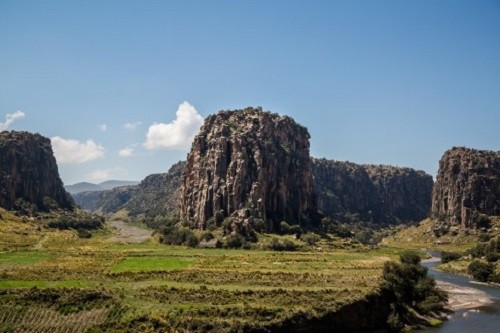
[383, 251, 448, 331]
[440, 237, 500, 283]
[466, 236, 500, 283]
[46, 215, 104, 230]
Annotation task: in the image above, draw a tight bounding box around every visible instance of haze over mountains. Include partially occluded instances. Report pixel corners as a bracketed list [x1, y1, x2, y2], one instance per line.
[65, 180, 140, 195]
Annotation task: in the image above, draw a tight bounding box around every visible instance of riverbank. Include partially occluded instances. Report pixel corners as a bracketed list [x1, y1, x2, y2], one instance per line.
[436, 280, 493, 310]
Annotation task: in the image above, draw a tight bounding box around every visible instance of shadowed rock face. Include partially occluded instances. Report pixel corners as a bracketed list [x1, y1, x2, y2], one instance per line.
[180, 107, 316, 231]
[312, 159, 433, 224]
[0, 131, 74, 212]
[432, 147, 500, 228]
[364, 165, 433, 223]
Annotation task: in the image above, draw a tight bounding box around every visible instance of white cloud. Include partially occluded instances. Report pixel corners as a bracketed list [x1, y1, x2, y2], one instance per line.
[51, 136, 105, 164]
[123, 121, 142, 130]
[144, 101, 203, 150]
[86, 167, 127, 182]
[0, 110, 25, 131]
[99, 124, 107, 131]
[118, 147, 134, 157]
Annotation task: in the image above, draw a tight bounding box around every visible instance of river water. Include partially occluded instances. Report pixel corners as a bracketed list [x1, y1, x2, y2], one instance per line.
[420, 251, 500, 332]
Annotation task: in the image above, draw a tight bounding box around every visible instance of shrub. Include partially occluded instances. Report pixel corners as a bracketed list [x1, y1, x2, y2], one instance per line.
[47, 216, 102, 230]
[485, 252, 500, 263]
[441, 251, 462, 264]
[201, 231, 214, 242]
[76, 228, 92, 239]
[399, 250, 421, 265]
[301, 233, 320, 246]
[280, 221, 291, 234]
[252, 218, 267, 233]
[267, 238, 298, 251]
[468, 260, 494, 282]
[224, 235, 243, 249]
[162, 227, 199, 247]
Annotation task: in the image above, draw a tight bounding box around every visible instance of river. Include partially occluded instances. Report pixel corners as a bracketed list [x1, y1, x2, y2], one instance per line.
[419, 251, 500, 332]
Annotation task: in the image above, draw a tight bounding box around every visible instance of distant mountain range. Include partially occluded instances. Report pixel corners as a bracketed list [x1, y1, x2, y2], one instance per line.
[65, 180, 140, 194]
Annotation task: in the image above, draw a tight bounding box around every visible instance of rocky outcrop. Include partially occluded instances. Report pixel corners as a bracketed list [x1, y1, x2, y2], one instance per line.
[73, 161, 185, 218]
[312, 159, 433, 224]
[432, 147, 500, 228]
[124, 161, 185, 218]
[312, 158, 381, 223]
[364, 165, 433, 223]
[180, 107, 316, 231]
[0, 131, 74, 212]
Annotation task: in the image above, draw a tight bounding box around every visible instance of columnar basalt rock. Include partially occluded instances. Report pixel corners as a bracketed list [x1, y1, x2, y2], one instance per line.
[312, 159, 433, 224]
[364, 165, 433, 223]
[432, 147, 500, 228]
[0, 131, 74, 212]
[180, 107, 316, 231]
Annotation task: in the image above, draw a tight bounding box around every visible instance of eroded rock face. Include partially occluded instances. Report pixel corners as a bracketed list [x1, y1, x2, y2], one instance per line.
[0, 131, 74, 212]
[432, 147, 500, 228]
[73, 161, 185, 218]
[312, 159, 433, 224]
[180, 107, 316, 231]
[312, 158, 381, 222]
[364, 165, 433, 223]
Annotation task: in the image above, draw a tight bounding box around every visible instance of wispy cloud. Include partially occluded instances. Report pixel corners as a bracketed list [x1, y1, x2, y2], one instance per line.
[144, 101, 203, 150]
[86, 167, 127, 182]
[0, 110, 25, 131]
[118, 147, 134, 157]
[51, 136, 105, 164]
[123, 121, 142, 130]
[98, 124, 107, 131]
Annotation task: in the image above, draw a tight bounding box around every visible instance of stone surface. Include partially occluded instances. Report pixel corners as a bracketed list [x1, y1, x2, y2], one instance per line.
[0, 131, 74, 212]
[364, 164, 433, 223]
[312, 158, 433, 224]
[432, 147, 500, 228]
[180, 107, 316, 231]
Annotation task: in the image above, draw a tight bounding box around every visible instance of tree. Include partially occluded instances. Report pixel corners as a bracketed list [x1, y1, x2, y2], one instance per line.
[383, 251, 447, 330]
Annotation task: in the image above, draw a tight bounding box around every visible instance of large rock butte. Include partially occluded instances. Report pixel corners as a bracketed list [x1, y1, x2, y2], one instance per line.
[0, 131, 74, 212]
[180, 107, 316, 231]
[432, 147, 500, 228]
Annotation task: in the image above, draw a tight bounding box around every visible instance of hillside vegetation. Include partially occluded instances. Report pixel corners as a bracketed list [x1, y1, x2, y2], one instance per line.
[0, 212, 412, 332]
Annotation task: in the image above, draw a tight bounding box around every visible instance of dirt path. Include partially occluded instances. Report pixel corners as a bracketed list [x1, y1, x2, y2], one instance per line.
[107, 221, 152, 243]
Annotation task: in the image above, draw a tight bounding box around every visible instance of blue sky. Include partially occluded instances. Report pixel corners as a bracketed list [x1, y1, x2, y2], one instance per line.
[1, 0, 499, 184]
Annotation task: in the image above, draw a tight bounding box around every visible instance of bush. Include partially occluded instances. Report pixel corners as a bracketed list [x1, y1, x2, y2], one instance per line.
[267, 238, 298, 251]
[162, 227, 199, 247]
[485, 252, 500, 263]
[468, 260, 494, 282]
[201, 231, 214, 242]
[280, 221, 291, 234]
[47, 216, 103, 230]
[252, 218, 267, 233]
[301, 233, 320, 246]
[399, 250, 421, 265]
[441, 251, 462, 264]
[76, 228, 92, 238]
[224, 234, 243, 249]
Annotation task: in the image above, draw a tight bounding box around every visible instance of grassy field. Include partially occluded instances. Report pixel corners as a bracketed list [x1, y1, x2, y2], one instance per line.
[0, 209, 402, 332]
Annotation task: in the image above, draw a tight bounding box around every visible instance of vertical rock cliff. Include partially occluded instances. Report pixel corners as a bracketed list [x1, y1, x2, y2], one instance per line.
[0, 131, 74, 212]
[432, 147, 500, 228]
[364, 165, 433, 223]
[180, 107, 316, 231]
[312, 159, 433, 224]
[311, 158, 381, 222]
